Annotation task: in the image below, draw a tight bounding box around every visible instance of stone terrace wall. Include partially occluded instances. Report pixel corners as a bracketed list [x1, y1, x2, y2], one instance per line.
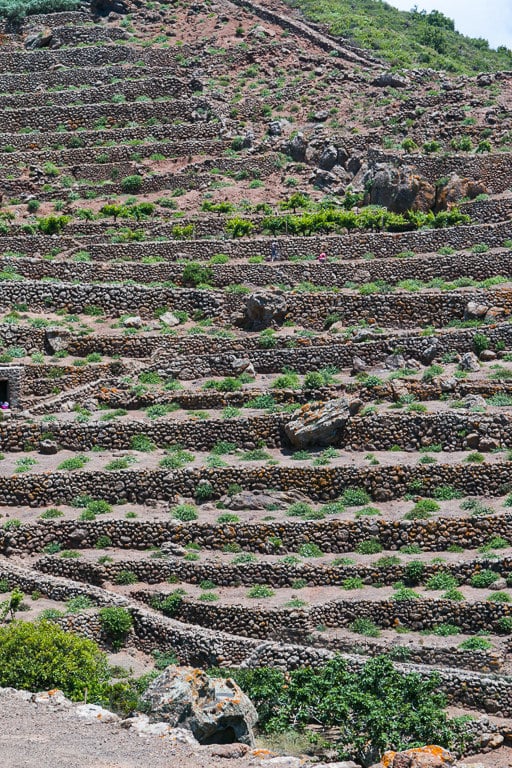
[7, 248, 512, 289]
[0, 410, 511, 452]
[0, 561, 509, 716]
[0, 281, 221, 317]
[0, 122, 220, 151]
[80, 220, 512, 262]
[0, 279, 509, 327]
[38, 552, 512, 591]
[131, 590, 512, 640]
[1, 221, 511, 264]
[1, 98, 213, 133]
[3, 496, 512, 549]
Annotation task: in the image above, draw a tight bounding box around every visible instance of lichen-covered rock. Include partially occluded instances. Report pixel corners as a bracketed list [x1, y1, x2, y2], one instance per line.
[459, 352, 480, 372]
[380, 745, 455, 767]
[141, 665, 258, 746]
[285, 398, 361, 448]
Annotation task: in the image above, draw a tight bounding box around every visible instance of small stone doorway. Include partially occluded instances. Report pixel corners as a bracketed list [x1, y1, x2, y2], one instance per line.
[0, 380, 8, 403]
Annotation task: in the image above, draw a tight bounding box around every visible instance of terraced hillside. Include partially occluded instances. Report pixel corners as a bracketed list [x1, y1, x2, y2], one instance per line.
[1, 0, 512, 761]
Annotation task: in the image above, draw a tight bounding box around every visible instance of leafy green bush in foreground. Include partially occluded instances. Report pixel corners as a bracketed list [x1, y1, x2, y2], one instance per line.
[215, 656, 455, 765]
[0, 620, 109, 700]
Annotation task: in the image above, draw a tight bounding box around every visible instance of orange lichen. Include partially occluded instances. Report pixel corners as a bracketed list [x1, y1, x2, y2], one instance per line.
[381, 745, 453, 766]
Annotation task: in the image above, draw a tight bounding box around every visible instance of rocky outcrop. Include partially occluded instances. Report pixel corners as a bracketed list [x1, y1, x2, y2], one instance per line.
[24, 27, 53, 50]
[141, 666, 258, 746]
[436, 174, 488, 210]
[45, 328, 72, 354]
[285, 398, 361, 448]
[240, 291, 288, 329]
[362, 163, 436, 213]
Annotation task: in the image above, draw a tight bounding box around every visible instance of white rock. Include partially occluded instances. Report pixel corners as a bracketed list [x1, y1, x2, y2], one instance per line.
[0, 687, 32, 701]
[263, 758, 301, 768]
[34, 690, 69, 706]
[159, 311, 180, 327]
[122, 714, 198, 744]
[315, 763, 359, 768]
[123, 315, 143, 328]
[75, 703, 119, 722]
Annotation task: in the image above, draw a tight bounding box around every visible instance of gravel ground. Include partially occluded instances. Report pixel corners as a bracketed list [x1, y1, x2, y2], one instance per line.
[0, 689, 257, 768]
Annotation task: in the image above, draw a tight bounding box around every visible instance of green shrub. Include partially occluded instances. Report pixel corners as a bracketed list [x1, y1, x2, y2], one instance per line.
[349, 618, 381, 637]
[342, 577, 364, 590]
[195, 481, 213, 502]
[433, 485, 462, 500]
[298, 543, 323, 557]
[172, 504, 198, 522]
[130, 434, 155, 452]
[225, 656, 454, 762]
[473, 333, 489, 355]
[95, 536, 112, 549]
[287, 502, 314, 517]
[433, 624, 460, 636]
[37, 215, 70, 235]
[356, 538, 382, 555]
[426, 572, 458, 590]
[459, 637, 492, 651]
[403, 560, 425, 585]
[247, 585, 274, 598]
[487, 592, 511, 603]
[66, 596, 94, 613]
[0, 621, 109, 700]
[341, 487, 370, 507]
[40, 508, 63, 520]
[99, 607, 133, 650]
[121, 175, 143, 194]
[86, 500, 112, 516]
[443, 588, 465, 601]
[497, 617, 512, 634]
[152, 590, 185, 617]
[471, 570, 499, 588]
[217, 513, 240, 524]
[114, 571, 138, 585]
[182, 262, 213, 287]
[392, 583, 420, 601]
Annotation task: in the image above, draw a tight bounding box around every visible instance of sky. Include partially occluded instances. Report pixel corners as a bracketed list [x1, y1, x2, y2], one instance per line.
[388, 0, 512, 51]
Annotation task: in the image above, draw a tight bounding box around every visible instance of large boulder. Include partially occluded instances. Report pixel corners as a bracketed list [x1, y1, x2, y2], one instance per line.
[141, 666, 258, 746]
[372, 72, 410, 88]
[436, 174, 487, 210]
[45, 328, 71, 354]
[24, 27, 53, 50]
[318, 144, 339, 171]
[363, 163, 435, 213]
[285, 132, 308, 162]
[242, 291, 287, 329]
[285, 398, 361, 448]
[223, 488, 311, 511]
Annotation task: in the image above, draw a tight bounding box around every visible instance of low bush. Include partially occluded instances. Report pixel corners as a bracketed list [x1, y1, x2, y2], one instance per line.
[99, 607, 133, 650]
[0, 621, 109, 699]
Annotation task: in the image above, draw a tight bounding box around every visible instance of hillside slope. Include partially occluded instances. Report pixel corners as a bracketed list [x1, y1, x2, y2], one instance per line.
[284, 0, 512, 72]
